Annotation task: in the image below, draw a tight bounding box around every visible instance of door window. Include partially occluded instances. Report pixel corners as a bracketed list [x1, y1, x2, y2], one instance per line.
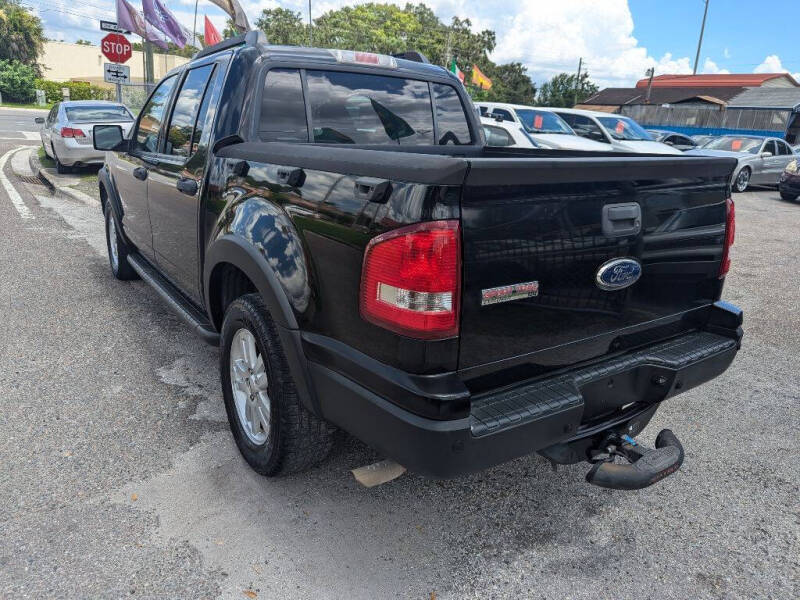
[763, 140, 777, 155]
[559, 113, 608, 142]
[132, 76, 177, 154]
[259, 68, 309, 142]
[164, 65, 215, 157]
[776, 140, 792, 155]
[432, 83, 473, 145]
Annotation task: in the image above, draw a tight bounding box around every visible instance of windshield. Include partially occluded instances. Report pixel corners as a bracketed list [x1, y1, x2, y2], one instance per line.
[702, 136, 765, 154]
[65, 105, 133, 123]
[597, 116, 652, 141]
[515, 109, 573, 134]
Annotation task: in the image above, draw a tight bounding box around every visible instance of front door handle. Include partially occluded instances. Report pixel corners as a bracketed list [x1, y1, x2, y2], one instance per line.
[133, 167, 148, 181]
[176, 177, 198, 196]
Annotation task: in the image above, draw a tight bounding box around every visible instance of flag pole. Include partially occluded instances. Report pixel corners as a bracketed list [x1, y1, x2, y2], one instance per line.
[192, 0, 199, 48]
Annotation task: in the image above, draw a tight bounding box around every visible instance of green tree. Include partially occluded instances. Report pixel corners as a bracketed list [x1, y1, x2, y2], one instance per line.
[484, 62, 536, 105]
[255, 7, 307, 46]
[75, 39, 93, 46]
[0, 0, 45, 70]
[536, 72, 599, 107]
[0, 59, 36, 102]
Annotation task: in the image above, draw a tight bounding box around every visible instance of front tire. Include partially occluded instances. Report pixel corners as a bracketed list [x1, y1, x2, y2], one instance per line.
[104, 204, 138, 280]
[733, 167, 750, 193]
[220, 294, 334, 476]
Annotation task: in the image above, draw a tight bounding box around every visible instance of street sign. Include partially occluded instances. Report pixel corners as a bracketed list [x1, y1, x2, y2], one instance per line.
[100, 20, 130, 35]
[101, 33, 132, 64]
[104, 63, 130, 85]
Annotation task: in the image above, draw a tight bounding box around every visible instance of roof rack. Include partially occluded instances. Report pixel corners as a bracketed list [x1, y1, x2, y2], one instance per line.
[193, 30, 267, 61]
[391, 51, 430, 64]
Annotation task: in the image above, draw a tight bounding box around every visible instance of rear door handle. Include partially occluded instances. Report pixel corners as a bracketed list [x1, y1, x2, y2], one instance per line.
[354, 177, 392, 203]
[277, 167, 305, 187]
[176, 177, 198, 196]
[133, 167, 148, 181]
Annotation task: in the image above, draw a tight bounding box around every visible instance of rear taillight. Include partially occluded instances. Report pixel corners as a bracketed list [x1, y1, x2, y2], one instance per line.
[360, 220, 460, 340]
[719, 197, 735, 278]
[60, 127, 85, 138]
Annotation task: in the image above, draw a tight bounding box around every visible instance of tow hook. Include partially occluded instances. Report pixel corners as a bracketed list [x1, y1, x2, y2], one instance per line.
[585, 429, 684, 490]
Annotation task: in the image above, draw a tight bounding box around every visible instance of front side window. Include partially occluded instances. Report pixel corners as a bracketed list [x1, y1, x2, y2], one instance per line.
[432, 83, 472, 145]
[559, 113, 607, 142]
[259, 68, 309, 142]
[763, 140, 777, 155]
[133, 76, 177, 153]
[306, 70, 434, 145]
[165, 65, 214, 157]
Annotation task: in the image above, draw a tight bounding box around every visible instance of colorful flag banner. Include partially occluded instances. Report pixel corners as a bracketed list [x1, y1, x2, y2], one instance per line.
[115, 0, 169, 50]
[142, 0, 188, 48]
[471, 64, 493, 90]
[204, 15, 223, 46]
[449, 59, 465, 83]
[208, 0, 250, 33]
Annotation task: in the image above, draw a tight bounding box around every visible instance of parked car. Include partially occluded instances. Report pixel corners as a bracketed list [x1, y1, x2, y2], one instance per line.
[646, 129, 698, 151]
[692, 134, 716, 147]
[778, 158, 800, 201]
[477, 103, 610, 150]
[36, 100, 135, 173]
[551, 108, 682, 154]
[687, 135, 796, 192]
[93, 32, 742, 489]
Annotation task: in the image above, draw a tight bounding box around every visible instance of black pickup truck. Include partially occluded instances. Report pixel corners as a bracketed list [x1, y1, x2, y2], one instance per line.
[94, 32, 742, 490]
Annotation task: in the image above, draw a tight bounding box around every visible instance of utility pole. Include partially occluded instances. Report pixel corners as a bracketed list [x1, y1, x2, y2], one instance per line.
[308, 0, 313, 46]
[574, 57, 583, 106]
[144, 41, 155, 86]
[645, 67, 655, 103]
[693, 0, 709, 75]
[192, 0, 199, 48]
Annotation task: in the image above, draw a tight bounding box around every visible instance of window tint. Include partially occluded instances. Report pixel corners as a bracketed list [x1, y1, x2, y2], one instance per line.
[165, 65, 214, 157]
[483, 124, 514, 147]
[478, 105, 488, 116]
[560, 113, 607, 142]
[134, 76, 177, 153]
[259, 68, 308, 142]
[432, 83, 472, 145]
[306, 70, 434, 145]
[763, 140, 777, 155]
[776, 141, 791, 155]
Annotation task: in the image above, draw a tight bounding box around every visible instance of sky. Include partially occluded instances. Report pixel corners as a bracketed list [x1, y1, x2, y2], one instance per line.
[25, 0, 800, 88]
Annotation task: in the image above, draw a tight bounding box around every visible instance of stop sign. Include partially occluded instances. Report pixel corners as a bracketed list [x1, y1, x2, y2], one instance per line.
[101, 33, 132, 64]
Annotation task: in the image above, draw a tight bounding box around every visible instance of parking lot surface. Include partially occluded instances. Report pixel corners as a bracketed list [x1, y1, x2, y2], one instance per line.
[0, 137, 798, 599]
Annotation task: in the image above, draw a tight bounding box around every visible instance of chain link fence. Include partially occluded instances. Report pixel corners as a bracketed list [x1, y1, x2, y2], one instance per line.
[119, 82, 156, 115]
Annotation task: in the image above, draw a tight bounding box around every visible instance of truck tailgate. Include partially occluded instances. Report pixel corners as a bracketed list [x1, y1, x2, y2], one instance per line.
[459, 155, 737, 374]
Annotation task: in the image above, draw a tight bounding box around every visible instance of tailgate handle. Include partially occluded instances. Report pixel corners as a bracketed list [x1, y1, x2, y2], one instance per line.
[602, 202, 641, 237]
[354, 177, 392, 203]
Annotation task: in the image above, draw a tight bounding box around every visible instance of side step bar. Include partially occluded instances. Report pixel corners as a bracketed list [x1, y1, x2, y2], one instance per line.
[127, 254, 220, 345]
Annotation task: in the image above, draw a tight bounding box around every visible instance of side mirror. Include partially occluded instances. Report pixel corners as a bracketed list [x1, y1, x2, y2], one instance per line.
[34, 117, 45, 124]
[94, 124, 128, 152]
[761, 151, 773, 158]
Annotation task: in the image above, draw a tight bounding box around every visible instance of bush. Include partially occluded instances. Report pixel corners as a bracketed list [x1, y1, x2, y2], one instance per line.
[35, 79, 112, 103]
[0, 59, 37, 103]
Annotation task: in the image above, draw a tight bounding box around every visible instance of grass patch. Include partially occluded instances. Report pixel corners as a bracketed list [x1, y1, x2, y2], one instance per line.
[38, 146, 55, 168]
[0, 102, 52, 110]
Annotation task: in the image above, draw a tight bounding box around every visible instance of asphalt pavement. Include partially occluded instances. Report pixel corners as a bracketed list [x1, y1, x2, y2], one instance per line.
[0, 107, 46, 140]
[0, 137, 797, 599]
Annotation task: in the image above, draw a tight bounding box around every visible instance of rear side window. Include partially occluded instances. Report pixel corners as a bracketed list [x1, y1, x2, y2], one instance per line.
[433, 83, 472, 145]
[306, 70, 434, 145]
[134, 76, 176, 153]
[165, 65, 214, 157]
[259, 68, 308, 142]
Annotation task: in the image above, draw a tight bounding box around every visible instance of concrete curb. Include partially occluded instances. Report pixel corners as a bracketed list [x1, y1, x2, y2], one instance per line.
[27, 149, 99, 207]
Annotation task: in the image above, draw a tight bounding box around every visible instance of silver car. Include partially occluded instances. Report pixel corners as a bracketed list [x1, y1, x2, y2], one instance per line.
[36, 101, 135, 173]
[687, 135, 797, 192]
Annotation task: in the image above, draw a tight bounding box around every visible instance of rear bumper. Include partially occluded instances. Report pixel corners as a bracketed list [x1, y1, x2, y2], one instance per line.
[54, 138, 105, 165]
[309, 301, 743, 478]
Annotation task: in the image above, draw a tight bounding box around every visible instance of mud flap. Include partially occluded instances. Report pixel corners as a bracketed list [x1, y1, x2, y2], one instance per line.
[585, 429, 684, 490]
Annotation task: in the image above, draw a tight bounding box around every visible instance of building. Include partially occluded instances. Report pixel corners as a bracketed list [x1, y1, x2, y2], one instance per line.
[40, 41, 189, 86]
[578, 73, 800, 140]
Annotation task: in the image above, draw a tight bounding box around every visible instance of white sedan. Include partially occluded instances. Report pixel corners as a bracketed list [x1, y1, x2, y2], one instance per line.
[479, 112, 610, 151]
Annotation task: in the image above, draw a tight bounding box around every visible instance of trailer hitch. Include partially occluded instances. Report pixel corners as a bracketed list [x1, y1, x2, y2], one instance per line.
[585, 429, 684, 490]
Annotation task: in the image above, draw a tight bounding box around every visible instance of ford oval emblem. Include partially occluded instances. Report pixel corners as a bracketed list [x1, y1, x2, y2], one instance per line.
[596, 258, 642, 291]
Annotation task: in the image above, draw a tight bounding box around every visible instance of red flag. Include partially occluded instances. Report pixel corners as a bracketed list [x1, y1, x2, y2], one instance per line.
[204, 16, 222, 46]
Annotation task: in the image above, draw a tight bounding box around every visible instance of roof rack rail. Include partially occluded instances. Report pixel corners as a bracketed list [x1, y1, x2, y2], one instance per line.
[193, 30, 267, 61]
[391, 51, 430, 64]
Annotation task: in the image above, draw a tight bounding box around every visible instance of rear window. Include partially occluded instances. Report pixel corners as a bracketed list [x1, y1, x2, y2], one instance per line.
[65, 105, 132, 122]
[432, 83, 472, 145]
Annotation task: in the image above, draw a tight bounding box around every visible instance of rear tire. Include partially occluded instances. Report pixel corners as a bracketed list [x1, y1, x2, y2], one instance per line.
[220, 294, 334, 476]
[52, 144, 70, 174]
[733, 167, 750, 193]
[104, 204, 138, 280]
[780, 191, 798, 201]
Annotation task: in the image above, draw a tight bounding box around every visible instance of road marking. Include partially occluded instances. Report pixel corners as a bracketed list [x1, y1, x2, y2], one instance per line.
[23, 131, 40, 140]
[0, 146, 34, 219]
[0, 131, 39, 140]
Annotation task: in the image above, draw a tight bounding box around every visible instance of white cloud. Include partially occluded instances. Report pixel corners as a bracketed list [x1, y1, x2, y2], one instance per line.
[702, 57, 729, 74]
[753, 54, 800, 83]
